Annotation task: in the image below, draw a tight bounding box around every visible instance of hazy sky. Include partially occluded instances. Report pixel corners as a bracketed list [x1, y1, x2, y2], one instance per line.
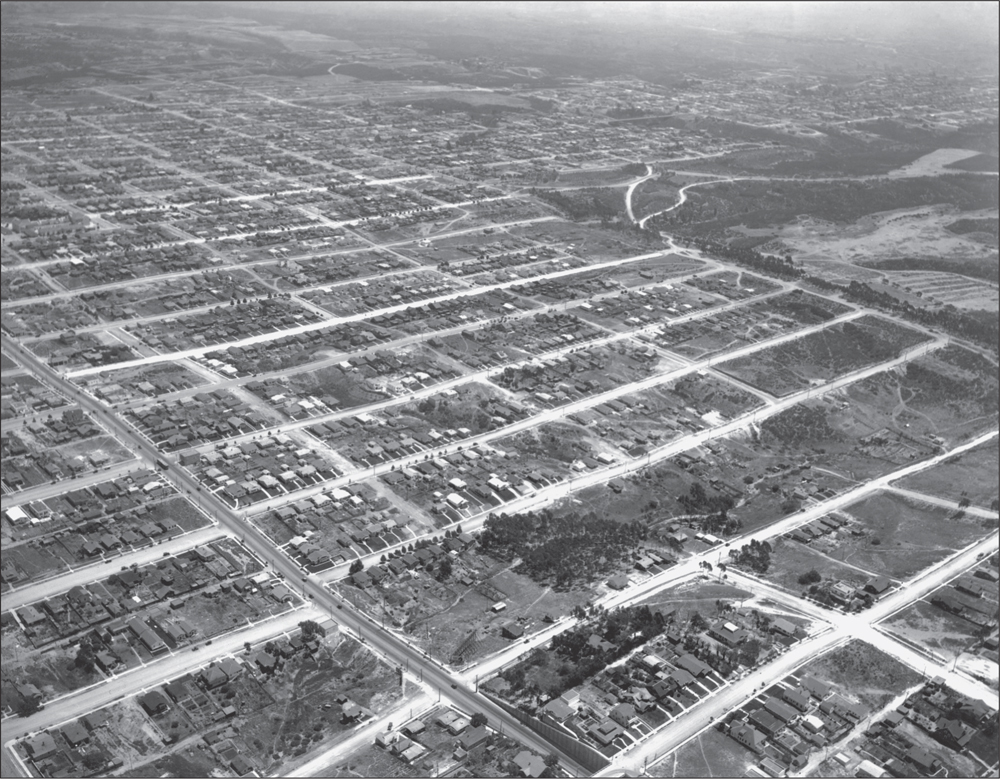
[269, 1, 998, 48]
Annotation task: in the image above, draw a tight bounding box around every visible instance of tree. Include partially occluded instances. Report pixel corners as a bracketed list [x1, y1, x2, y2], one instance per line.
[689, 612, 708, 632]
[299, 620, 320, 638]
[349, 559, 364, 575]
[74, 638, 96, 673]
[81, 753, 105, 771]
[798, 569, 822, 585]
[437, 558, 453, 581]
[544, 753, 560, 768]
[470, 712, 488, 729]
[15, 696, 41, 717]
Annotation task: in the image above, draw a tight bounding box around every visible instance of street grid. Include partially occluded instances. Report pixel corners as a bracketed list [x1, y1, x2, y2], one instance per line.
[2, 31, 998, 779]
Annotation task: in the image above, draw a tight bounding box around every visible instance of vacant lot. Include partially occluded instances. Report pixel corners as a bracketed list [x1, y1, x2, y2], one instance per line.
[648, 723, 754, 777]
[882, 599, 986, 664]
[896, 436, 999, 510]
[758, 394, 940, 483]
[838, 346, 998, 449]
[239, 633, 404, 776]
[826, 491, 997, 580]
[719, 315, 932, 397]
[665, 175, 997, 237]
[762, 537, 876, 595]
[636, 578, 754, 626]
[324, 743, 424, 778]
[803, 641, 923, 708]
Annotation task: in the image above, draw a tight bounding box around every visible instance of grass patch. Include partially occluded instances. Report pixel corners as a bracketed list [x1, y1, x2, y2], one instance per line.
[804, 641, 923, 707]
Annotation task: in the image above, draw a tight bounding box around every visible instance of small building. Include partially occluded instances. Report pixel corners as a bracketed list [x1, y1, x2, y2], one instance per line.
[800, 676, 830, 700]
[606, 574, 630, 590]
[512, 750, 546, 778]
[800, 713, 825, 734]
[23, 732, 58, 760]
[60, 721, 89, 747]
[542, 696, 575, 722]
[782, 688, 811, 712]
[730, 723, 766, 753]
[138, 690, 170, 716]
[459, 725, 489, 751]
[709, 620, 748, 647]
[502, 622, 525, 640]
[864, 575, 892, 597]
[254, 651, 278, 673]
[764, 697, 798, 723]
[749, 709, 783, 736]
[676, 653, 711, 677]
[855, 759, 889, 778]
[589, 719, 623, 746]
[609, 702, 637, 727]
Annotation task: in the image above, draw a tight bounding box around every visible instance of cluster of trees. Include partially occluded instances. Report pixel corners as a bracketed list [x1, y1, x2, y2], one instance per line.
[530, 187, 624, 222]
[730, 539, 772, 573]
[73, 634, 100, 673]
[415, 395, 494, 432]
[299, 619, 321, 638]
[798, 569, 822, 586]
[684, 240, 805, 280]
[678, 481, 736, 515]
[698, 508, 743, 536]
[807, 277, 999, 353]
[478, 509, 646, 588]
[509, 605, 669, 692]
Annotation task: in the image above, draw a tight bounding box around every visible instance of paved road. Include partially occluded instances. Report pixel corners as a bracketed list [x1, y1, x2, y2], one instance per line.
[0, 336, 595, 777]
[611, 530, 1000, 775]
[884, 486, 999, 518]
[241, 307, 872, 518]
[624, 164, 655, 223]
[3, 526, 228, 612]
[293, 690, 434, 777]
[1, 305, 991, 779]
[637, 177, 741, 229]
[1, 459, 141, 512]
[313, 337, 953, 584]
[154, 263, 746, 453]
[0, 607, 317, 745]
[452, 428, 999, 690]
[59, 246, 690, 378]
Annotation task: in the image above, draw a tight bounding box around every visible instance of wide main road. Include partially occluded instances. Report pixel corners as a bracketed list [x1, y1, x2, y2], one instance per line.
[0, 335, 595, 776]
[609, 529, 1000, 777]
[312, 335, 952, 584]
[61, 245, 696, 379]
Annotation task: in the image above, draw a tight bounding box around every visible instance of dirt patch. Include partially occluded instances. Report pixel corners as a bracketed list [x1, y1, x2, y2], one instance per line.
[804, 641, 923, 708]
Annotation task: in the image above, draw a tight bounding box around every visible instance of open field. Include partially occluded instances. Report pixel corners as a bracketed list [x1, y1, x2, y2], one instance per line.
[759, 536, 878, 596]
[836, 344, 999, 448]
[647, 723, 754, 778]
[800, 640, 923, 708]
[882, 599, 991, 666]
[662, 176, 998, 240]
[829, 491, 997, 580]
[757, 394, 941, 484]
[895, 435, 999, 510]
[718, 315, 931, 397]
[339, 541, 593, 665]
[635, 579, 755, 624]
